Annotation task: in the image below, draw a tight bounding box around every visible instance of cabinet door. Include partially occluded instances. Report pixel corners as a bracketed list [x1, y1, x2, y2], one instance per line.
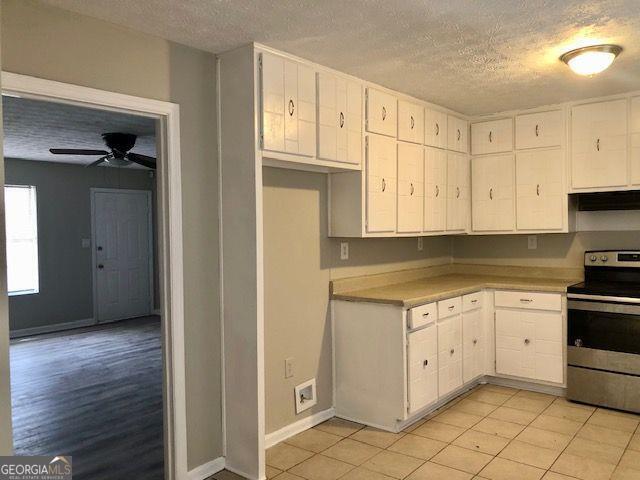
[495, 309, 563, 383]
[438, 314, 463, 397]
[571, 99, 627, 189]
[471, 118, 514, 155]
[516, 110, 563, 150]
[448, 116, 469, 153]
[367, 88, 397, 137]
[424, 147, 447, 232]
[472, 154, 515, 232]
[516, 149, 564, 230]
[631, 97, 640, 186]
[398, 101, 424, 144]
[397, 143, 424, 233]
[463, 309, 484, 383]
[407, 324, 438, 414]
[262, 54, 316, 157]
[366, 134, 397, 233]
[318, 73, 362, 165]
[446, 153, 470, 232]
[424, 108, 448, 149]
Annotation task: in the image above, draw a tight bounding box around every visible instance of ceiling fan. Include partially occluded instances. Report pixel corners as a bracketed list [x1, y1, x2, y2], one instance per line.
[49, 132, 156, 169]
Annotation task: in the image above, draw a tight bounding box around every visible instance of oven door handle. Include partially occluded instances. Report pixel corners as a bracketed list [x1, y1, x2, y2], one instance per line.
[568, 299, 640, 315]
[568, 293, 640, 305]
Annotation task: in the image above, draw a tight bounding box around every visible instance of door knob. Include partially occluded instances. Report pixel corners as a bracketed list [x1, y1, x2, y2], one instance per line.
[423, 359, 429, 367]
[450, 348, 455, 355]
[97, 246, 103, 251]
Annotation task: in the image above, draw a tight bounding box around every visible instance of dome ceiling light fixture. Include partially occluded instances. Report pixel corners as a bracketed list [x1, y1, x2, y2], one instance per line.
[560, 44, 623, 76]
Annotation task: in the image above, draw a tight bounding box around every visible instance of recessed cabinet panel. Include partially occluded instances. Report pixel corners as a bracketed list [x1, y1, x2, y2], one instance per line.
[397, 143, 424, 233]
[398, 101, 424, 144]
[366, 134, 397, 233]
[472, 154, 515, 232]
[571, 99, 627, 190]
[317, 72, 362, 165]
[438, 313, 463, 398]
[471, 118, 513, 155]
[408, 324, 438, 414]
[448, 115, 469, 153]
[446, 153, 470, 232]
[424, 108, 448, 149]
[631, 97, 640, 186]
[424, 147, 447, 232]
[261, 53, 316, 157]
[516, 149, 564, 231]
[516, 110, 563, 150]
[366, 88, 397, 137]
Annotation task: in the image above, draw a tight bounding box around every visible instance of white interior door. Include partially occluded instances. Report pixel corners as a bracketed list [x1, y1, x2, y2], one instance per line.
[93, 189, 152, 323]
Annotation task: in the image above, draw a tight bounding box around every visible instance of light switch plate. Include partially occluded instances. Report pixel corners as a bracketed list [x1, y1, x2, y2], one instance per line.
[285, 357, 294, 379]
[528, 235, 538, 250]
[340, 242, 349, 260]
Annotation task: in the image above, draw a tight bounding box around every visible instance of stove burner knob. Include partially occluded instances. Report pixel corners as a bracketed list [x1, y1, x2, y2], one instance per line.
[601, 255, 608, 262]
[590, 255, 597, 262]
[574, 338, 583, 347]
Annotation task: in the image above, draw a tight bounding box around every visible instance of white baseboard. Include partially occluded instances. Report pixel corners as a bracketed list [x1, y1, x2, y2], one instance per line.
[10, 318, 96, 339]
[265, 408, 335, 449]
[188, 456, 225, 480]
[485, 375, 566, 397]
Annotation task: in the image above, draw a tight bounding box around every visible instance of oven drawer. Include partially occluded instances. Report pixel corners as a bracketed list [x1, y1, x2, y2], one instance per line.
[567, 365, 640, 413]
[495, 290, 562, 311]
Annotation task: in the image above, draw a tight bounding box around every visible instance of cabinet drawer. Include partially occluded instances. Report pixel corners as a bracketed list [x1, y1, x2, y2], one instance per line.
[463, 292, 482, 311]
[516, 110, 563, 150]
[366, 88, 397, 137]
[408, 302, 437, 329]
[494, 290, 561, 311]
[438, 297, 462, 319]
[398, 100, 424, 144]
[471, 118, 513, 155]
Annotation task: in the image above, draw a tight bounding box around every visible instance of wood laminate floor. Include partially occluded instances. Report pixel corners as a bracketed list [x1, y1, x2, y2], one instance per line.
[10, 316, 163, 480]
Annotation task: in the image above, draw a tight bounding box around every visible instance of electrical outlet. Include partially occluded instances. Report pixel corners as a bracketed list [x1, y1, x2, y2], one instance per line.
[417, 237, 423, 251]
[340, 242, 349, 260]
[285, 357, 294, 379]
[528, 235, 538, 250]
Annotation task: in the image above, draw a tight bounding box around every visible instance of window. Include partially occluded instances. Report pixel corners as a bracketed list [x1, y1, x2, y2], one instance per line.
[5, 185, 39, 295]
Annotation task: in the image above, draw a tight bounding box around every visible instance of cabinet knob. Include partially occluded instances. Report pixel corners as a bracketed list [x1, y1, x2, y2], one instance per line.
[410, 183, 414, 195]
[435, 122, 440, 136]
[456, 187, 460, 199]
[524, 338, 530, 345]
[473, 339, 478, 345]
[489, 188, 493, 200]
[435, 185, 439, 198]
[489, 131, 493, 143]
[536, 184, 540, 196]
[410, 115, 415, 129]
[457, 129, 461, 141]
[382, 106, 387, 121]
[423, 359, 429, 367]
[535, 124, 540, 137]
[596, 138, 600, 151]
[98, 264, 104, 269]
[339, 112, 344, 128]
[471, 299, 478, 304]
[450, 348, 455, 355]
[288, 99, 295, 116]
[422, 312, 430, 317]
[520, 298, 533, 303]
[382, 178, 386, 192]
[448, 305, 455, 311]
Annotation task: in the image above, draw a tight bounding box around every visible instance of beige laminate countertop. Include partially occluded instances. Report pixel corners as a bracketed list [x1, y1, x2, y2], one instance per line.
[331, 273, 580, 308]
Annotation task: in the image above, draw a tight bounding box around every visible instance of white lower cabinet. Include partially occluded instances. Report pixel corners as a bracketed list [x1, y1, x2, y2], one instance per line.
[495, 291, 564, 384]
[437, 313, 463, 397]
[407, 323, 438, 414]
[462, 294, 484, 383]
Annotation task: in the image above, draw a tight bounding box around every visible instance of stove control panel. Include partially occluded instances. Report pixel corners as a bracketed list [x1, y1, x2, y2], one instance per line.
[585, 251, 640, 267]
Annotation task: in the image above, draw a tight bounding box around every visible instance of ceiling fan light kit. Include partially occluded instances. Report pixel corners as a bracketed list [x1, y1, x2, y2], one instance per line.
[560, 44, 622, 76]
[49, 132, 156, 169]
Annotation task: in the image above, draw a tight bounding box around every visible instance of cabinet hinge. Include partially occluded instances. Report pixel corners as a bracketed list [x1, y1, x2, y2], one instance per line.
[258, 54, 263, 68]
[260, 133, 264, 149]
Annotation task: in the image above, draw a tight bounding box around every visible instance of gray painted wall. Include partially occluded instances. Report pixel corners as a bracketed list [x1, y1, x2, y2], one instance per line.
[5, 158, 159, 332]
[1, 0, 222, 468]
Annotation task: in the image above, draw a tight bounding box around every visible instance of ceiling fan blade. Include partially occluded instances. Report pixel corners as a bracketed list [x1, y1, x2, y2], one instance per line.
[50, 148, 109, 155]
[126, 152, 156, 169]
[85, 155, 111, 168]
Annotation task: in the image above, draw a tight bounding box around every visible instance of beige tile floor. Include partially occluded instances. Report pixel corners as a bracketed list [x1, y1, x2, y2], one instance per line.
[211, 384, 640, 480]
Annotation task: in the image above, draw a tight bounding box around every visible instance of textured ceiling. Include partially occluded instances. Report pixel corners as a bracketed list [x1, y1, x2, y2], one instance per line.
[2, 96, 156, 168]
[39, 0, 640, 115]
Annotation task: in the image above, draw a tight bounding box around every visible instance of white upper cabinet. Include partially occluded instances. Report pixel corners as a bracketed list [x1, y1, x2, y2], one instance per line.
[447, 115, 469, 153]
[424, 147, 447, 233]
[471, 118, 513, 155]
[516, 110, 563, 150]
[317, 72, 362, 165]
[397, 143, 424, 233]
[472, 154, 515, 232]
[398, 100, 424, 144]
[631, 97, 640, 186]
[366, 88, 397, 137]
[516, 149, 564, 231]
[571, 99, 628, 190]
[261, 53, 316, 157]
[424, 108, 448, 149]
[366, 134, 397, 233]
[446, 153, 470, 232]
